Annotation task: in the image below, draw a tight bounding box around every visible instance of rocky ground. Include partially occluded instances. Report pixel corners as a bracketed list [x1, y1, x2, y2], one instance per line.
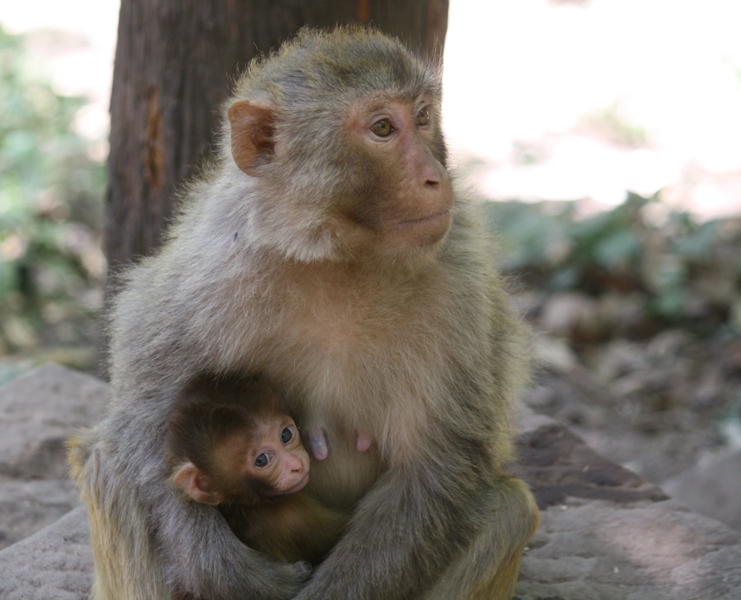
[478, 197, 741, 534]
[523, 305, 741, 531]
[1, 363, 740, 599]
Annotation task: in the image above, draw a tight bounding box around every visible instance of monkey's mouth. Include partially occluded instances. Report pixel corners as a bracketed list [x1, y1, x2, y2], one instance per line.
[397, 209, 451, 228]
[284, 473, 310, 495]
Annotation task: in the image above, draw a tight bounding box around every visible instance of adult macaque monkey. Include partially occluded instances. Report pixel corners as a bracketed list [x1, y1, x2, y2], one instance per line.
[71, 26, 538, 600]
[166, 375, 347, 565]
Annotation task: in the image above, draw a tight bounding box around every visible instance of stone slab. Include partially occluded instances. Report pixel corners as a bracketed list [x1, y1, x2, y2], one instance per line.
[0, 507, 92, 600]
[0, 363, 109, 479]
[1, 366, 740, 599]
[0, 364, 108, 550]
[0, 477, 79, 550]
[514, 498, 741, 600]
[662, 449, 741, 531]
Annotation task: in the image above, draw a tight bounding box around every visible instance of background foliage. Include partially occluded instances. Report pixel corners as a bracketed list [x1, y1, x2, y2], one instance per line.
[485, 194, 741, 338]
[0, 24, 105, 381]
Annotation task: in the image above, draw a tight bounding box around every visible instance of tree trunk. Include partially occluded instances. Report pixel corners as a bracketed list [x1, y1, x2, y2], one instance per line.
[101, 0, 448, 372]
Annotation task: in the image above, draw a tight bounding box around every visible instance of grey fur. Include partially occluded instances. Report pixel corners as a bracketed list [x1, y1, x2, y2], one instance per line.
[71, 26, 538, 600]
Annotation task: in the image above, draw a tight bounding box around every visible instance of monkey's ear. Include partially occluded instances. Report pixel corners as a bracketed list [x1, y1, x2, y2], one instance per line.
[228, 101, 276, 176]
[172, 462, 223, 505]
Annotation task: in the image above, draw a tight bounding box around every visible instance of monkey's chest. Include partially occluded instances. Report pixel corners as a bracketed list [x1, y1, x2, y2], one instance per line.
[272, 294, 439, 407]
[252, 262, 453, 401]
[269, 296, 448, 435]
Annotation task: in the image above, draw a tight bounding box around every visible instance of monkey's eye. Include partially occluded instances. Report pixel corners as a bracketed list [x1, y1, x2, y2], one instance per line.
[370, 118, 394, 138]
[255, 453, 271, 468]
[281, 426, 295, 444]
[416, 107, 430, 126]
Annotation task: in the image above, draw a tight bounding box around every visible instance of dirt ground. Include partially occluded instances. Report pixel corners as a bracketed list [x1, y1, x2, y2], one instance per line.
[522, 296, 741, 488]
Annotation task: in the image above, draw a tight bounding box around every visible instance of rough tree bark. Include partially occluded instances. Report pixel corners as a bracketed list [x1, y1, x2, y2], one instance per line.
[101, 0, 448, 371]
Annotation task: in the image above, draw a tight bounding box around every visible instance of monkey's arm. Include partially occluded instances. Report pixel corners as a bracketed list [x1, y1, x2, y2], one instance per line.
[153, 485, 313, 599]
[227, 494, 347, 565]
[292, 420, 506, 600]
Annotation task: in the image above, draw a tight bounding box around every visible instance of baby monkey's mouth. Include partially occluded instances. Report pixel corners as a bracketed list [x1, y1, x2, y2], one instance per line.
[283, 473, 310, 495]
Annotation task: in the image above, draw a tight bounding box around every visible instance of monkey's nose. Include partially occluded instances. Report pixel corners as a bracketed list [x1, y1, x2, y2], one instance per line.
[288, 456, 306, 473]
[421, 161, 445, 187]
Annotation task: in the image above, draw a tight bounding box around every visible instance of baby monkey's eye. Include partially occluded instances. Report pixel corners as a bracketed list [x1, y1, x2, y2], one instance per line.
[281, 426, 295, 444]
[416, 107, 430, 126]
[255, 453, 271, 468]
[370, 118, 393, 137]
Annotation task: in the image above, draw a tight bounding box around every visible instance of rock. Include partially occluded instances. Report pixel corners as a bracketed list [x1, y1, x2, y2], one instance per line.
[0, 477, 80, 550]
[1, 366, 740, 599]
[539, 292, 602, 344]
[0, 508, 92, 600]
[511, 421, 668, 508]
[515, 498, 741, 600]
[532, 335, 580, 374]
[662, 449, 741, 531]
[512, 408, 741, 600]
[0, 363, 109, 479]
[0, 364, 108, 549]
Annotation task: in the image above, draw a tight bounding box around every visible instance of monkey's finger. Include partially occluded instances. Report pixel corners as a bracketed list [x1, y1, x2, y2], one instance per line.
[292, 561, 313, 580]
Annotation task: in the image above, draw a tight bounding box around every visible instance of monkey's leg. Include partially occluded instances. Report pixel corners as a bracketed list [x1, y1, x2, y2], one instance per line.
[423, 476, 539, 600]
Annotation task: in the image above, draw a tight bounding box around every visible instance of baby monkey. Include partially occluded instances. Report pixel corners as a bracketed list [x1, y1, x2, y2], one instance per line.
[166, 375, 347, 565]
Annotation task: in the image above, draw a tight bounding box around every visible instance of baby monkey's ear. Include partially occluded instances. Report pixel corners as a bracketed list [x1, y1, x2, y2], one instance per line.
[171, 461, 223, 505]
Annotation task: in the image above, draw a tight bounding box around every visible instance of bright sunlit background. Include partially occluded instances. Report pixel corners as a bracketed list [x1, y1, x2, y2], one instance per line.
[442, 0, 741, 218]
[4, 0, 741, 219]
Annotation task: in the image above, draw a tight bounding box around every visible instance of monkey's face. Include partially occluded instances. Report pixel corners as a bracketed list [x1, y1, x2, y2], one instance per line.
[225, 29, 455, 264]
[335, 97, 454, 256]
[220, 416, 310, 499]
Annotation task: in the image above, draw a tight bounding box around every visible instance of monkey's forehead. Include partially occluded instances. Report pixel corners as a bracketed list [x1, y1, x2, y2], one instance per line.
[233, 27, 441, 108]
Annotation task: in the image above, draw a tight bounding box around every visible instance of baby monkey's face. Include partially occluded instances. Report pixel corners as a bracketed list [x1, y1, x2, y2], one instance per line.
[219, 413, 310, 498]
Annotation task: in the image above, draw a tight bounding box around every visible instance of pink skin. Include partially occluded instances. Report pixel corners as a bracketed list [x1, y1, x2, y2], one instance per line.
[278, 471, 310, 495]
[308, 428, 374, 460]
[355, 432, 374, 453]
[266, 446, 310, 496]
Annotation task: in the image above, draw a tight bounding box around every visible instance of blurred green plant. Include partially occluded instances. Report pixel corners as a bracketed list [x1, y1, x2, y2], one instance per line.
[483, 192, 741, 335]
[0, 23, 105, 365]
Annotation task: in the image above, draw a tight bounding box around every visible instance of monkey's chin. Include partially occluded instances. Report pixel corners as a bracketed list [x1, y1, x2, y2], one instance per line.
[281, 474, 310, 496]
[397, 209, 452, 248]
[398, 208, 451, 229]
